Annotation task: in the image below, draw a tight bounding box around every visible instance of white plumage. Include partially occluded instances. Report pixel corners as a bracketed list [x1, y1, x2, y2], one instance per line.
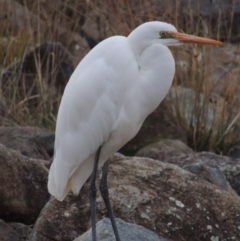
[48, 21, 221, 201]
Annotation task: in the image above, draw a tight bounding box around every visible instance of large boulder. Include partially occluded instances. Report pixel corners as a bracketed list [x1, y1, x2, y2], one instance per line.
[164, 151, 240, 197]
[135, 140, 236, 194]
[0, 144, 49, 224]
[31, 153, 240, 241]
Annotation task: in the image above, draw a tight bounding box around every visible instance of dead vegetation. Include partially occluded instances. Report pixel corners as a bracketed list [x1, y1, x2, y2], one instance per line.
[0, 0, 239, 154]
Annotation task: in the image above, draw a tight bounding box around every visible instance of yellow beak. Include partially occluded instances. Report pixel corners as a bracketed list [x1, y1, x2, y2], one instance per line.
[169, 32, 222, 46]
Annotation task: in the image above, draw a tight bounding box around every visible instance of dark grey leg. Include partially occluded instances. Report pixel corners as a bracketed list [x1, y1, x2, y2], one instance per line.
[100, 159, 121, 241]
[89, 146, 101, 241]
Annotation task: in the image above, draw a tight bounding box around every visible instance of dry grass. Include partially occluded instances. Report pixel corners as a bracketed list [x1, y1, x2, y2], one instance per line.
[0, 0, 239, 154]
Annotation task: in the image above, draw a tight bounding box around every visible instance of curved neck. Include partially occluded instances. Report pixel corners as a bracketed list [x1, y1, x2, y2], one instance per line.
[127, 26, 152, 59]
[136, 44, 175, 116]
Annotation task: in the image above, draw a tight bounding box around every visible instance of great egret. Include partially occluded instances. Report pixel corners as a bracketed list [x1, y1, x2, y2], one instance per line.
[48, 21, 221, 241]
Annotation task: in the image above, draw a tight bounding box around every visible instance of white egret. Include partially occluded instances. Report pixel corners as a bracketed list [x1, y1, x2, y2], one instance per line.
[48, 21, 221, 241]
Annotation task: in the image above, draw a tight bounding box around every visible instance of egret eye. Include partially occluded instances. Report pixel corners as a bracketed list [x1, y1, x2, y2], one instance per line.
[160, 31, 166, 38]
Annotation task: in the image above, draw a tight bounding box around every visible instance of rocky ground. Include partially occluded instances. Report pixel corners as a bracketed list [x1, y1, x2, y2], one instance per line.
[0, 128, 240, 241]
[0, 0, 240, 241]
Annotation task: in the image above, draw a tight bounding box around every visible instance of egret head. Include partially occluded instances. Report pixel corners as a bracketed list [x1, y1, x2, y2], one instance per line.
[128, 21, 222, 48]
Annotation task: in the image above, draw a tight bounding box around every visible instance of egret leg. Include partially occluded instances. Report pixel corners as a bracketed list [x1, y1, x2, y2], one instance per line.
[89, 146, 101, 241]
[100, 160, 121, 241]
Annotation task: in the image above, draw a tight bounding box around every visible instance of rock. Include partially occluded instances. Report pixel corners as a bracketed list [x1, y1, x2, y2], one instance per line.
[81, 0, 240, 46]
[169, 86, 228, 132]
[165, 152, 240, 196]
[0, 0, 41, 36]
[13, 0, 89, 62]
[31, 154, 240, 241]
[15, 0, 240, 43]
[74, 218, 167, 241]
[81, 5, 130, 46]
[0, 0, 89, 63]
[228, 145, 240, 160]
[136, 139, 234, 194]
[171, 44, 240, 153]
[185, 0, 240, 42]
[0, 98, 9, 120]
[207, 44, 240, 110]
[1, 43, 76, 104]
[0, 144, 49, 224]
[0, 219, 22, 241]
[183, 162, 230, 192]
[160, 0, 240, 42]
[81, 0, 240, 44]
[135, 139, 194, 161]
[9, 222, 32, 241]
[230, 173, 240, 197]
[0, 126, 54, 159]
[30, 194, 89, 241]
[55, 30, 89, 67]
[0, 1, 90, 108]
[0, 219, 32, 241]
[120, 99, 187, 155]
[173, 43, 240, 110]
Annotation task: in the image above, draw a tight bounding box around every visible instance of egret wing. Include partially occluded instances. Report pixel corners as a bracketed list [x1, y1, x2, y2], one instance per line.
[48, 36, 138, 200]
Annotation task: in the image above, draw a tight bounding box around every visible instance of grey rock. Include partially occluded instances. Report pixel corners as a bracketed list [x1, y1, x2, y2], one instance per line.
[0, 0, 42, 36]
[0, 126, 54, 160]
[166, 152, 240, 196]
[74, 218, 167, 241]
[0, 219, 22, 241]
[30, 194, 89, 241]
[169, 87, 220, 131]
[161, 0, 240, 42]
[0, 98, 8, 120]
[181, 0, 240, 18]
[0, 144, 49, 224]
[1, 43, 75, 106]
[0, 0, 89, 65]
[228, 145, 240, 160]
[173, 44, 240, 152]
[136, 140, 232, 193]
[183, 162, 229, 191]
[9, 222, 32, 241]
[0, 219, 32, 241]
[135, 139, 194, 161]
